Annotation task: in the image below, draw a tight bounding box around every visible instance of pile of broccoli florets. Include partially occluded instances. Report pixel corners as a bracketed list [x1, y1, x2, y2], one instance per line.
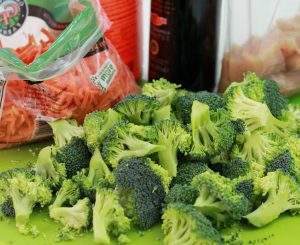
[1, 74, 300, 244]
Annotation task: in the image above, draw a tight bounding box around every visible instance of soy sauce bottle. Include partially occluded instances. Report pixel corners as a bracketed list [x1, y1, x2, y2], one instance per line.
[149, 0, 218, 91]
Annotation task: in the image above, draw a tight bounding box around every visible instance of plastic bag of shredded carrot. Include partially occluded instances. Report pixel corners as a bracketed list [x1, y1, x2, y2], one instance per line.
[0, 0, 139, 148]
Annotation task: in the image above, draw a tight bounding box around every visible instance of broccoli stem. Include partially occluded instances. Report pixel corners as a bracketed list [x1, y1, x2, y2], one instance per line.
[93, 198, 114, 244]
[35, 146, 57, 180]
[158, 146, 177, 177]
[11, 194, 33, 230]
[164, 217, 192, 245]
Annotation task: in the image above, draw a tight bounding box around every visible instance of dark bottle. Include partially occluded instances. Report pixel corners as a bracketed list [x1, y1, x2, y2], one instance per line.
[149, 0, 218, 91]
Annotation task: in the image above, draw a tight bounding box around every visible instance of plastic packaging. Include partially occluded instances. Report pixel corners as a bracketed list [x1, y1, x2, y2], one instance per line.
[217, 0, 300, 95]
[0, 0, 139, 148]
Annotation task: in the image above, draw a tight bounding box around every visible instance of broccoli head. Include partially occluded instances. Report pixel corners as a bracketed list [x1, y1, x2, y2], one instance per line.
[114, 94, 160, 125]
[189, 101, 235, 160]
[162, 203, 222, 245]
[115, 157, 166, 229]
[172, 91, 226, 124]
[165, 184, 198, 205]
[93, 187, 131, 244]
[192, 170, 251, 228]
[142, 78, 181, 107]
[245, 170, 300, 227]
[171, 161, 208, 186]
[54, 137, 92, 178]
[0, 169, 52, 235]
[83, 109, 122, 151]
[220, 158, 250, 179]
[155, 119, 191, 177]
[48, 119, 84, 148]
[102, 121, 164, 168]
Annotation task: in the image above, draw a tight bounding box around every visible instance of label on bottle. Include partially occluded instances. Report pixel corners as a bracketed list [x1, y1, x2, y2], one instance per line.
[149, 0, 176, 80]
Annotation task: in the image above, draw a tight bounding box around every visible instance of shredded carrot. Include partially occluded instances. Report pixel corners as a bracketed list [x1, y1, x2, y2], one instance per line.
[0, 30, 139, 147]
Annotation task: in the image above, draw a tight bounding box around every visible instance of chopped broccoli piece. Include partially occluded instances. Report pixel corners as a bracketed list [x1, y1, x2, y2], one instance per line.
[165, 184, 198, 205]
[33, 146, 66, 188]
[83, 109, 122, 151]
[172, 91, 226, 124]
[115, 157, 166, 229]
[142, 78, 181, 107]
[221, 158, 250, 179]
[192, 170, 251, 228]
[162, 203, 222, 245]
[50, 198, 92, 232]
[171, 161, 208, 186]
[245, 170, 300, 227]
[48, 119, 84, 148]
[190, 101, 235, 160]
[114, 94, 160, 125]
[155, 119, 191, 177]
[54, 137, 92, 178]
[102, 121, 164, 168]
[0, 169, 52, 235]
[93, 188, 131, 244]
[50, 179, 80, 208]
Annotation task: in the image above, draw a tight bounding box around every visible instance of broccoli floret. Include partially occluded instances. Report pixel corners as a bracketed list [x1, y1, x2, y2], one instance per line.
[192, 170, 251, 228]
[48, 119, 84, 148]
[0, 169, 52, 235]
[93, 188, 131, 244]
[102, 121, 164, 168]
[83, 109, 122, 151]
[142, 78, 181, 107]
[114, 94, 160, 125]
[54, 137, 92, 178]
[33, 146, 66, 188]
[234, 178, 255, 202]
[155, 119, 191, 177]
[115, 157, 166, 229]
[50, 179, 80, 208]
[50, 198, 92, 232]
[171, 161, 208, 186]
[1, 197, 15, 217]
[231, 131, 280, 164]
[239, 73, 288, 119]
[152, 105, 174, 123]
[231, 119, 246, 135]
[172, 91, 226, 124]
[189, 101, 235, 160]
[162, 203, 222, 245]
[165, 184, 198, 205]
[221, 158, 250, 179]
[245, 170, 300, 227]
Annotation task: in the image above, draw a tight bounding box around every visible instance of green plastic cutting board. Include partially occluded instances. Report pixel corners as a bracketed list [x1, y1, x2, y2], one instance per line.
[0, 96, 300, 245]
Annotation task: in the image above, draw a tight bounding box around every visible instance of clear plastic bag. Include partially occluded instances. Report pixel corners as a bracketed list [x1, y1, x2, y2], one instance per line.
[217, 0, 300, 95]
[0, 0, 139, 148]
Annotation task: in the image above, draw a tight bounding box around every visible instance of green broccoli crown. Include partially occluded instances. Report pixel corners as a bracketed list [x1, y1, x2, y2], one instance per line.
[142, 78, 181, 107]
[51, 179, 80, 208]
[102, 121, 164, 168]
[1, 197, 15, 217]
[115, 157, 166, 230]
[245, 170, 300, 227]
[162, 203, 222, 245]
[240, 72, 288, 119]
[50, 198, 92, 231]
[114, 94, 160, 125]
[192, 170, 251, 227]
[54, 137, 92, 178]
[172, 91, 226, 124]
[34, 146, 66, 188]
[1, 171, 52, 235]
[231, 119, 246, 135]
[171, 161, 208, 186]
[165, 184, 198, 205]
[231, 131, 280, 164]
[48, 119, 84, 148]
[93, 188, 131, 244]
[221, 158, 250, 179]
[83, 109, 122, 151]
[190, 101, 235, 160]
[155, 119, 192, 177]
